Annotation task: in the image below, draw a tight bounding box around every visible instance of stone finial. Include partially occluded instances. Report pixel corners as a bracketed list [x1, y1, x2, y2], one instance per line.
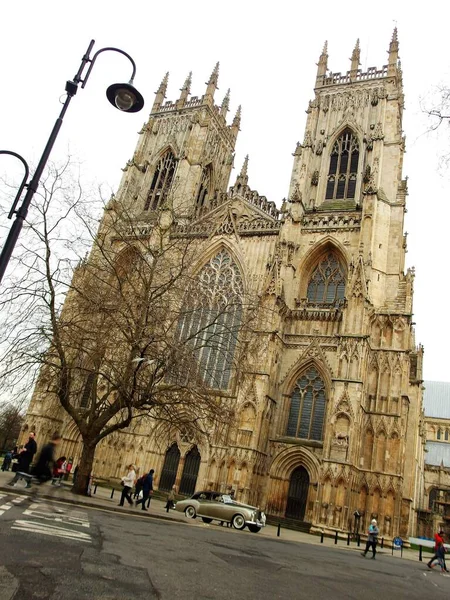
[205, 62, 220, 100]
[350, 39, 361, 74]
[231, 105, 241, 132]
[316, 41, 328, 78]
[152, 72, 169, 112]
[235, 155, 249, 188]
[220, 88, 230, 117]
[177, 71, 192, 107]
[388, 27, 400, 76]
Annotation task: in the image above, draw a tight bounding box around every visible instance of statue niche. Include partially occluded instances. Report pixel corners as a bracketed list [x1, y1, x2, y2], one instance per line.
[330, 413, 350, 461]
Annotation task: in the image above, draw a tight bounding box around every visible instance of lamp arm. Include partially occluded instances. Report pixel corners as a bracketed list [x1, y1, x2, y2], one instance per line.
[0, 151, 30, 219]
[81, 47, 137, 89]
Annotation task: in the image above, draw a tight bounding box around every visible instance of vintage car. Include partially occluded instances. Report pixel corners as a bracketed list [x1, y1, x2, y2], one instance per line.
[175, 491, 266, 533]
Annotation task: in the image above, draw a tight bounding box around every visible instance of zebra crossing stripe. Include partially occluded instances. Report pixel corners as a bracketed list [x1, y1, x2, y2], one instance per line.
[12, 520, 91, 542]
[12, 497, 26, 504]
[0, 504, 12, 510]
[22, 509, 90, 528]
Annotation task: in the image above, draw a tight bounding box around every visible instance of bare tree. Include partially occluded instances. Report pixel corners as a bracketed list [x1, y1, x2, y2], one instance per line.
[0, 159, 264, 494]
[0, 401, 24, 453]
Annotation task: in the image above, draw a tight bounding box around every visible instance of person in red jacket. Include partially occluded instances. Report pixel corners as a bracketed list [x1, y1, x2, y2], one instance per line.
[427, 530, 448, 571]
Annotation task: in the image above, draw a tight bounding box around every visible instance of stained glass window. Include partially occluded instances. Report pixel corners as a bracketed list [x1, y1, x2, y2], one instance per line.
[177, 250, 244, 390]
[145, 151, 177, 211]
[286, 367, 326, 441]
[307, 253, 346, 305]
[325, 129, 359, 201]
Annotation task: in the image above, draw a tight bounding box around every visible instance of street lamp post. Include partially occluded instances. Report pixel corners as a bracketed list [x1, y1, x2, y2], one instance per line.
[0, 39, 144, 284]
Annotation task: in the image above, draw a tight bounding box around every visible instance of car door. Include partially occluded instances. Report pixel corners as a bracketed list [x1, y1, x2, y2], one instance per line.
[207, 494, 228, 520]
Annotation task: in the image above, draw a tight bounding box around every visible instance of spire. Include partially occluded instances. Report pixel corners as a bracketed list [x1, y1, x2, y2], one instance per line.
[204, 62, 219, 103]
[316, 41, 328, 79]
[177, 71, 192, 108]
[231, 105, 241, 137]
[220, 88, 230, 117]
[152, 72, 168, 112]
[388, 27, 400, 76]
[234, 155, 249, 189]
[350, 39, 360, 78]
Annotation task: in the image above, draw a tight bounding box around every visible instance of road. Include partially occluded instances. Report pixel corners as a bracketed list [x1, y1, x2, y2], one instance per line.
[0, 489, 448, 599]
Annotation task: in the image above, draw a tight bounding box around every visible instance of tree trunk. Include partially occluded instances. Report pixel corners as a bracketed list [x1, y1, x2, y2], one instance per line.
[72, 441, 96, 495]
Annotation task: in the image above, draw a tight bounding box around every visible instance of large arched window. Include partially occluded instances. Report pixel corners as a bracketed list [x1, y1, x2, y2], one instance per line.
[196, 168, 211, 215]
[286, 366, 327, 441]
[176, 250, 244, 390]
[325, 129, 359, 201]
[145, 150, 177, 211]
[307, 253, 346, 305]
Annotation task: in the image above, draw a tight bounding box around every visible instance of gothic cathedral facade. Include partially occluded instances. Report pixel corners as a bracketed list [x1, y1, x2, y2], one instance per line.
[24, 31, 424, 538]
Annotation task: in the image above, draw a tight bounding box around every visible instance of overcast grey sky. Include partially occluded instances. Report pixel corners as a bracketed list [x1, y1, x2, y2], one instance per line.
[1, 0, 449, 381]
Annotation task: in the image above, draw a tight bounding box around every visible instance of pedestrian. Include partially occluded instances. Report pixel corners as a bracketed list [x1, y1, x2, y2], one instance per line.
[429, 541, 447, 573]
[8, 432, 61, 493]
[136, 469, 154, 511]
[133, 474, 144, 500]
[18, 432, 37, 473]
[1, 450, 13, 471]
[52, 456, 67, 486]
[165, 485, 176, 512]
[73, 465, 79, 485]
[65, 458, 73, 481]
[361, 519, 379, 559]
[427, 529, 448, 571]
[118, 464, 136, 507]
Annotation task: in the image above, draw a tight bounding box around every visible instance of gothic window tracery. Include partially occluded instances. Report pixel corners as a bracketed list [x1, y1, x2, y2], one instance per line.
[437, 428, 442, 440]
[145, 151, 177, 211]
[325, 129, 359, 201]
[196, 168, 211, 215]
[176, 250, 244, 390]
[307, 253, 346, 305]
[286, 367, 326, 441]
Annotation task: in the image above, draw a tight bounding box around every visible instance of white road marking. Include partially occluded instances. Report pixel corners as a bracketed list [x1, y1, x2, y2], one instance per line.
[12, 497, 26, 504]
[0, 503, 12, 510]
[0, 511, 4, 516]
[12, 520, 91, 542]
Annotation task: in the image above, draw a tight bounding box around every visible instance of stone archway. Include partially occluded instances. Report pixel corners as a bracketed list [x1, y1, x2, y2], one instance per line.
[286, 466, 310, 521]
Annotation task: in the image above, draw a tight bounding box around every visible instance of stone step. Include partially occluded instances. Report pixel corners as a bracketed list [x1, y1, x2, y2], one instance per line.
[266, 515, 312, 533]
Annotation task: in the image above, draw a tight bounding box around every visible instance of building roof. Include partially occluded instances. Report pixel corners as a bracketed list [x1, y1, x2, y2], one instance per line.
[425, 441, 450, 467]
[423, 381, 450, 419]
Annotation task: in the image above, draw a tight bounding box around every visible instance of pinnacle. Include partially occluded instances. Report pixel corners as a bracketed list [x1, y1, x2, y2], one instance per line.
[240, 154, 249, 177]
[156, 72, 169, 93]
[181, 71, 192, 92]
[392, 26, 398, 42]
[322, 40, 328, 55]
[232, 104, 241, 127]
[207, 61, 220, 85]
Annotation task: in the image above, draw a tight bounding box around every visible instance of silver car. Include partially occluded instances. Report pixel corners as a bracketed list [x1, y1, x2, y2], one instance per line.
[175, 491, 266, 533]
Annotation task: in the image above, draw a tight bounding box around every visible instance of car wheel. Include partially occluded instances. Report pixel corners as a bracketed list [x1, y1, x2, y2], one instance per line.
[185, 506, 197, 519]
[232, 514, 246, 530]
[247, 525, 261, 533]
[201, 517, 213, 524]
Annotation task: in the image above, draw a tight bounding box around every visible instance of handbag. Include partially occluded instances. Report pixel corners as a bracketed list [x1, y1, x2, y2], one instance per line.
[120, 481, 125, 487]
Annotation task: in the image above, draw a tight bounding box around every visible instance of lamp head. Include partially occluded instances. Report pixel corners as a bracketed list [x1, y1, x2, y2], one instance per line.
[106, 81, 144, 113]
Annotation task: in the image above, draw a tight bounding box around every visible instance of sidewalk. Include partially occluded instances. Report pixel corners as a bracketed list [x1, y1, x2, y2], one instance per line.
[0, 471, 433, 565]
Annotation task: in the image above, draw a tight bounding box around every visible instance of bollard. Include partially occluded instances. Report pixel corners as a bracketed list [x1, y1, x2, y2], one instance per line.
[94, 484, 98, 495]
[347, 532, 350, 546]
[110, 488, 115, 499]
[334, 531, 338, 545]
[419, 545, 423, 562]
[277, 523, 281, 537]
[392, 543, 394, 556]
[401, 545, 403, 558]
[320, 531, 324, 543]
[357, 534, 361, 547]
[381, 537, 384, 549]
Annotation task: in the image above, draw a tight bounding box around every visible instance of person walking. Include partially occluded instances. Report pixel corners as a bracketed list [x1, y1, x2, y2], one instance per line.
[18, 432, 37, 473]
[1, 450, 13, 471]
[165, 485, 176, 512]
[427, 530, 448, 571]
[118, 464, 136, 507]
[136, 470, 154, 511]
[361, 519, 379, 559]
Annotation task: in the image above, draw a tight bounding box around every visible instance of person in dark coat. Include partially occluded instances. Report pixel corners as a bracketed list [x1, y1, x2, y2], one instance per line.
[135, 469, 154, 511]
[31, 433, 61, 482]
[18, 432, 37, 473]
[1, 450, 13, 471]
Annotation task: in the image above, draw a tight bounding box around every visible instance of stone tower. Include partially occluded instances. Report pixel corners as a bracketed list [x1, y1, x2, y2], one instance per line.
[22, 31, 424, 539]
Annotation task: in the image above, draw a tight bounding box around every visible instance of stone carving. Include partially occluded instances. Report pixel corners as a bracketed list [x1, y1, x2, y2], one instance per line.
[372, 122, 384, 141]
[311, 170, 319, 186]
[303, 131, 313, 148]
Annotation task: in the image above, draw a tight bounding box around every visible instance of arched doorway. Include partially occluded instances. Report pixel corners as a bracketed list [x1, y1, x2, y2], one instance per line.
[286, 466, 310, 521]
[159, 444, 180, 491]
[179, 446, 201, 496]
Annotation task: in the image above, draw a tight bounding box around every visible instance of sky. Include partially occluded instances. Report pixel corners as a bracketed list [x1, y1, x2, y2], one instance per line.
[0, 0, 449, 381]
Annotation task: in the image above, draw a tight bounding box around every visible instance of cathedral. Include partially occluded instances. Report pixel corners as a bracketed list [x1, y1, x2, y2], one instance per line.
[24, 30, 425, 539]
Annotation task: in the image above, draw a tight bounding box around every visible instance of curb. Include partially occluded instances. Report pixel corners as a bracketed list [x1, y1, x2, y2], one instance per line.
[0, 484, 186, 525]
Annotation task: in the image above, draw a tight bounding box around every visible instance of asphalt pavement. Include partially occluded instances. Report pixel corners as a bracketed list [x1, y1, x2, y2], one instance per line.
[0, 482, 449, 600]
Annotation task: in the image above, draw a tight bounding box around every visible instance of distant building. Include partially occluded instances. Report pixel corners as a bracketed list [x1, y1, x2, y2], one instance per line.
[419, 381, 450, 537]
[23, 30, 425, 539]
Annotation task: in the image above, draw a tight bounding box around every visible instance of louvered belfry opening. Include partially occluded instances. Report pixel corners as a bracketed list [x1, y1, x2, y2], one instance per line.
[286, 367, 326, 441]
[306, 253, 346, 305]
[159, 443, 181, 491]
[179, 446, 201, 496]
[176, 250, 244, 390]
[196, 168, 211, 215]
[325, 129, 359, 201]
[145, 150, 177, 211]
